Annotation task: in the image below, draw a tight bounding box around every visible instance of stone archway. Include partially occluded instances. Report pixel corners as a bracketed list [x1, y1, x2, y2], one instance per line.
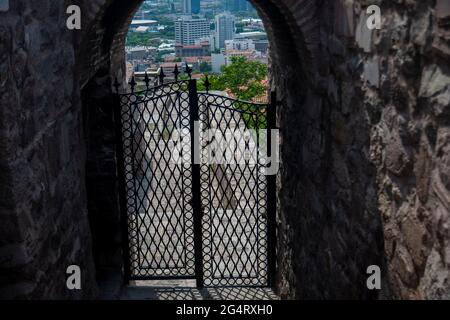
[2, 0, 448, 300]
[77, 0, 320, 299]
[1, 0, 385, 300]
[72, 0, 388, 299]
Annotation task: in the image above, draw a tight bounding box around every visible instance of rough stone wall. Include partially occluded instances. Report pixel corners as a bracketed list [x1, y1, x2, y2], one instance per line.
[0, 0, 96, 298]
[268, 0, 450, 299]
[0, 0, 449, 300]
[260, 0, 387, 299]
[366, 0, 450, 299]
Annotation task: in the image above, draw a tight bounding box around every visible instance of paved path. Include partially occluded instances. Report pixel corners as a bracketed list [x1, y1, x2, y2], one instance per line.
[99, 276, 279, 300]
[121, 286, 279, 300]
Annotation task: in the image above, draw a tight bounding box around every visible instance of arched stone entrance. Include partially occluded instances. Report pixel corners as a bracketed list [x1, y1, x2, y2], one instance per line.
[77, 0, 321, 299]
[77, 0, 384, 300]
[2, 0, 449, 300]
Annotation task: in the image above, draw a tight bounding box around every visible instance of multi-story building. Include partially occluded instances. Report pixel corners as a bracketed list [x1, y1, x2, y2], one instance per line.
[215, 13, 235, 50]
[182, 0, 200, 15]
[175, 17, 211, 45]
[182, 0, 191, 14]
[192, 0, 200, 14]
[160, 62, 185, 76]
[254, 39, 269, 54]
[126, 46, 157, 60]
[225, 38, 255, 51]
[175, 41, 211, 57]
[183, 56, 211, 71]
[225, 0, 251, 12]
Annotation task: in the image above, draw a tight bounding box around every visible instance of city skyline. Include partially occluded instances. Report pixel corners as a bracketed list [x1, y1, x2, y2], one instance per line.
[125, 0, 269, 84]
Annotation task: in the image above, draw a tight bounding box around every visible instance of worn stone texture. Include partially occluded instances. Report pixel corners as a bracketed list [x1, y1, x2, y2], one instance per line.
[1, 0, 449, 300]
[369, 1, 449, 299]
[0, 0, 97, 299]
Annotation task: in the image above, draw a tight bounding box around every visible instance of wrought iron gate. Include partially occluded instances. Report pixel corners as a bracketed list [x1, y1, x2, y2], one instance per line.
[113, 66, 276, 287]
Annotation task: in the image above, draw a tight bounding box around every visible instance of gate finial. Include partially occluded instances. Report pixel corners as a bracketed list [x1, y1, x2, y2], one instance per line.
[159, 67, 165, 84]
[174, 64, 180, 81]
[144, 72, 150, 89]
[129, 76, 137, 92]
[185, 63, 192, 79]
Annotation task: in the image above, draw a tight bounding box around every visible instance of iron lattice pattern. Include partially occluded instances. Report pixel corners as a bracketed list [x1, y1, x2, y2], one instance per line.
[117, 77, 271, 287]
[198, 93, 268, 286]
[118, 81, 196, 278]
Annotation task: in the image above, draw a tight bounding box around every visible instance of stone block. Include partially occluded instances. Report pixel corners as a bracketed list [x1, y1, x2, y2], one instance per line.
[415, 141, 431, 203]
[410, 10, 431, 47]
[385, 135, 412, 177]
[391, 244, 418, 288]
[401, 213, 429, 270]
[421, 249, 450, 299]
[419, 64, 450, 118]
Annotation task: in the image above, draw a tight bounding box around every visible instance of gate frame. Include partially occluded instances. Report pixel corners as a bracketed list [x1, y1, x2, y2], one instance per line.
[188, 79, 204, 288]
[267, 90, 277, 288]
[113, 91, 132, 284]
[113, 75, 277, 287]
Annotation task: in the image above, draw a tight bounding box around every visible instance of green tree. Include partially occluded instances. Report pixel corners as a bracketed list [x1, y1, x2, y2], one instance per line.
[197, 73, 223, 92]
[205, 57, 267, 101]
[199, 62, 212, 73]
[126, 32, 162, 47]
[197, 57, 268, 130]
[223, 57, 267, 100]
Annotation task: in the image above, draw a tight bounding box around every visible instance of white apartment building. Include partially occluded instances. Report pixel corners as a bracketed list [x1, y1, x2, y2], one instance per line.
[225, 38, 255, 51]
[214, 13, 235, 50]
[175, 17, 211, 45]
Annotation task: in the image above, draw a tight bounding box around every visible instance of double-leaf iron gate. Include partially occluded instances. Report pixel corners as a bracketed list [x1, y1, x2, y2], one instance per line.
[113, 66, 276, 287]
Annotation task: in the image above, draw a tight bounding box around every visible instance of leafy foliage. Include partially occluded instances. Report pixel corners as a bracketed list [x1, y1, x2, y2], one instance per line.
[197, 57, 268, 130]
[198, 57, 268, 102]
[199, 61, 212, 73]
[126, 33, 160, 47]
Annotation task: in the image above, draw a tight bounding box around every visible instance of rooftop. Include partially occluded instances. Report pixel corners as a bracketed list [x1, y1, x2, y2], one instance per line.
[160, 62, 184, 68]
[131, 19, 158, 25]
[235, 31, 267, 39]
[184, 56, 212, 63]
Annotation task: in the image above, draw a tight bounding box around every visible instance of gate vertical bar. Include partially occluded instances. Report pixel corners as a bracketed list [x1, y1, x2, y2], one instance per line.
[267, 90, 277, 287]
[189, 79, 204, 288]
[113, 91, 131, 284]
